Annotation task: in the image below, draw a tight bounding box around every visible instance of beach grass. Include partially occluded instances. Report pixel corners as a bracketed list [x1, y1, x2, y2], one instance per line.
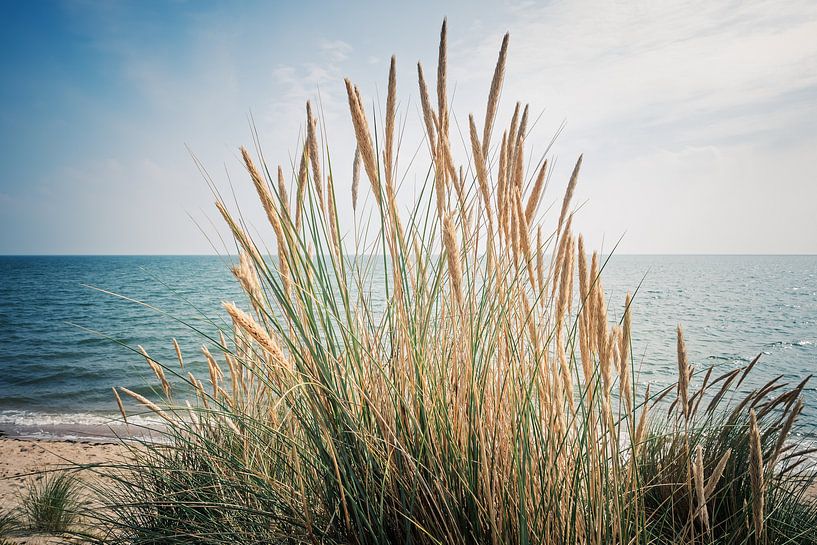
[19, 471, 83, 535]
[0, 510, 19, 544]
[84, 20, 817, 544]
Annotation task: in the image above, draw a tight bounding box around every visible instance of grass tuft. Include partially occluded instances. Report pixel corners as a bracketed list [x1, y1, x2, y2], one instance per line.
[20, 471, 83, 535]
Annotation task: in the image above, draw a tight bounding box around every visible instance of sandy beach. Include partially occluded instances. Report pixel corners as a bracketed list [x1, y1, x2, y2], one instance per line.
[0, 437, 125, 519]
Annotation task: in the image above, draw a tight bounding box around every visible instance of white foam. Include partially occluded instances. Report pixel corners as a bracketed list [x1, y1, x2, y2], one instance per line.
[0, 410, 159, 429]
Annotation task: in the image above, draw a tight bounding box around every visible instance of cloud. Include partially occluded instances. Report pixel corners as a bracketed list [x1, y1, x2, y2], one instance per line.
[471, 0, 817, 144]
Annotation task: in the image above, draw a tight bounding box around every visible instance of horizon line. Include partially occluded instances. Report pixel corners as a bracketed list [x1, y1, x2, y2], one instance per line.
[2, 253, 817, 258]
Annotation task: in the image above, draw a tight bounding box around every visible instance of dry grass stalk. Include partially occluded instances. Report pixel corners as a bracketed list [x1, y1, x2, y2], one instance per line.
[693, 444, 711, 536]
[619, 294, 633, 413]
[536, 227, 545, 298]
[749, 409, 765, 541]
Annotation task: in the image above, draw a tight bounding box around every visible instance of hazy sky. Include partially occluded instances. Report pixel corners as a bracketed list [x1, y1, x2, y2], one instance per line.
[1, 0, 816, 254]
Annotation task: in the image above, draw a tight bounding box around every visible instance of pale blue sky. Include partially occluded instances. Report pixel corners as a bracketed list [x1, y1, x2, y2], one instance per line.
[1, 0, 816, 254]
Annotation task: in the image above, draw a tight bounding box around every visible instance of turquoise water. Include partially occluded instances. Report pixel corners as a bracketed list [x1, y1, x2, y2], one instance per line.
[0, 255, 815, 439]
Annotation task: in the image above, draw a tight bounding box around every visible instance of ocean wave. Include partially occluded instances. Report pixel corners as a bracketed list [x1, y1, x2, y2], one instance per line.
[764, 340, 814, 350]
[0, 409, 159, 429]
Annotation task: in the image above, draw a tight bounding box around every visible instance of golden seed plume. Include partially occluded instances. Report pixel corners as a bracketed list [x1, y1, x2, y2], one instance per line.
[139, 345, 170, 398]
[705, 448, 732, 497]
[216, 201, 263, 266]
[417, 62, 438, 154]
[172, 338, 184, 369]
[508, 102, 520, 160]
[352, 146, 361, 211]
[511, 123, 525, 191]
[770, 398, 803, 468]
[524, 160, 547, 224]
[578, 235, 589, 305]
[296, 144, 309, 230]
[344, 78, 381, 204]
[634, 385, 650, 452]
[277, 165, 289, 214]
[305, 101, 324, 207]
[516, 104, 529, 153]
[676, 324, 691, 420]
[385, 55, 397, 190]
[203, 344, 221, 397]
[242, 147, 286, 270]
[620, 293, 632, 367]
[436, 18, 448, 135]
[240, 146, 273, 220]
[119, 387, 170, 421]
[557, 154, 582, 235]
[482, 32, 509, 159]
[112, 387, 127, 424]
[442, 214, 463, 308]
[327, 173, 341, 258]
[551, 213, 573, 300]
[468, 114, 493, 224]
[232, 249, 263, 306]
[223, 301, 284, 363]
[497, 131, 508, 237]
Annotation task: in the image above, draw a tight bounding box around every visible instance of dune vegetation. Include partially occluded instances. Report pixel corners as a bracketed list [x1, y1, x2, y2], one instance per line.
[85, 21, 816, 545]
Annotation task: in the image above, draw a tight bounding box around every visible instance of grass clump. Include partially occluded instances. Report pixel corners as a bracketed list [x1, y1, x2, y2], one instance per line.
[0, 511, 20, 544]
[20, 471, 83, 535]
[87, 20, 817, 545]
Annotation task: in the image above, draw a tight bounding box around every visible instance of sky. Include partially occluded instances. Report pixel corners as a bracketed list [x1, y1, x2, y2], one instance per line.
[1, 0, 816, 255]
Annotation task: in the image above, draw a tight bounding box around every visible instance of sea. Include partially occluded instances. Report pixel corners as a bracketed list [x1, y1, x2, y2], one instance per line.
[0, 255, 815, 441]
